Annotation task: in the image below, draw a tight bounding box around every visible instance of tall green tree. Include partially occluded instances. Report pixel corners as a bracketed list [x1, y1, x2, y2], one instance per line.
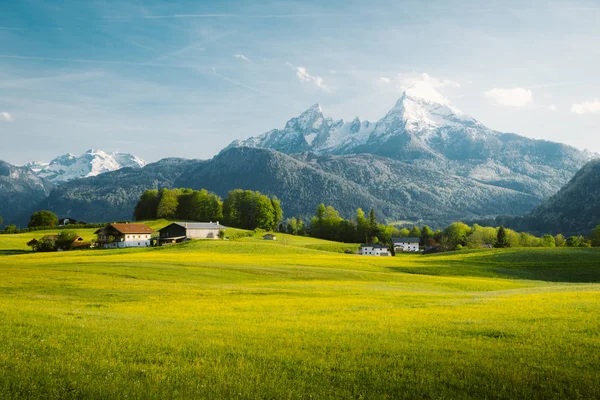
[156, 189, 179, 219]
[28, 210, 58, 228]
[420, 225, 434, 246]
[442, 222, 470, 250]
[368, 209, 378, 241]
[409, 226, 422, 238]
[496, 226, 510, 248]
[355, 208, 369, 243]
[134, 190, 160, 221]
[590, 225, 600, 247]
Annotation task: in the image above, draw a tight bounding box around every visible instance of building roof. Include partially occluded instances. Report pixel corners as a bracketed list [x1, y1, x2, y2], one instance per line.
[160, 222, 222, 231]
[96, 223, 155, 234]
[392, 237, 420, 244]
[360, 243, 388, 249]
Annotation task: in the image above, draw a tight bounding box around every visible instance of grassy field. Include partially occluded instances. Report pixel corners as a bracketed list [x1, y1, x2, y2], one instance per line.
[0, 229, 599, 399]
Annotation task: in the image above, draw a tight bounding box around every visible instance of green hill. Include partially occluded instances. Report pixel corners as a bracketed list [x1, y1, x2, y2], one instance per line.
[0, 236, 599, 398]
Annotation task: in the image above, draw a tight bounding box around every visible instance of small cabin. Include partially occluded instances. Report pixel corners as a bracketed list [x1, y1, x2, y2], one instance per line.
[263, 234, 277, 241]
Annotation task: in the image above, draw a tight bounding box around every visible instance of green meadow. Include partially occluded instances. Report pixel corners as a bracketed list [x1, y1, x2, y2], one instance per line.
[0, 229, 599, 399]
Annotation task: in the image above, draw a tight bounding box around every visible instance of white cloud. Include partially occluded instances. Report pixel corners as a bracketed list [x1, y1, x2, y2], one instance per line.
[397, 72, 460, 90]
[1, 112, 13, 121]
[295, 66, 331, 93]
[484, 87, 533, 107]
[571, 99, 600, 115]
[548, 105, 558, 111]
[379, 77, 391, 84]
[234, 54, 251, 63]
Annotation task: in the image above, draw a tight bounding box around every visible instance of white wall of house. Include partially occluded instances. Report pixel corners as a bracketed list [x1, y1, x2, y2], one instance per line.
[361, 246, 390, 256]
[394, 242, 420, 252]
[186, 228, 219, 239]
[102, 234, 151, 248]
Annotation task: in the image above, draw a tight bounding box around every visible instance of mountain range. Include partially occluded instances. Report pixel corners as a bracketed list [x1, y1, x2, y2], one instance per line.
[25, 149, 146, 183]
[0, 85, 597, 230]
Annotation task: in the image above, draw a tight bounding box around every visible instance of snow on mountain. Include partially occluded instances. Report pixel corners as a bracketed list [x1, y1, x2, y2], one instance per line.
[28, 149, 146, 183]
[227, 103, 374, 155]
[227, 84, 594, 200]
[228, 84, 486, 156]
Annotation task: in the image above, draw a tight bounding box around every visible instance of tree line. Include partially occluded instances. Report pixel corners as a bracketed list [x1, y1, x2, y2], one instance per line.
[279, 203, 600, 251]
[134, 188, 283, 231]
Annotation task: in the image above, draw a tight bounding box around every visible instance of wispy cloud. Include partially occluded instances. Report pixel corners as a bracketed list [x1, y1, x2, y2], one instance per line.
[547, 105, 558, 112]
[234, 54, 251, 63]
[484, 87, 533, 107]
[571, 99, 600, 115]
[293, 65, 331, 93]
[210, 68, 271, 96]
[0, 55, 228, 71]
[104, 13, 351, 20]
[378, 77, 391, 84]
[1, 112, 14, 121]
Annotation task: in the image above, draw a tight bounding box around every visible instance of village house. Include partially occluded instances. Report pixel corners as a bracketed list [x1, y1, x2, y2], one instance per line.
[94, 223, 155, 249]
[360, 244, 391, 256]
[58, 218, 86, 227]
[392, 237, 421, 253]
[263, 234, 277, 241]
[157, 222, 223, 245]
[41, 234, 86, 251]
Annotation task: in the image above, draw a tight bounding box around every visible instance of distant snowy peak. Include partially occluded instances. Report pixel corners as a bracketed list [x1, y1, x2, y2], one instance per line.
[29, 149, 146, 183]
[228, 85, 492, 156]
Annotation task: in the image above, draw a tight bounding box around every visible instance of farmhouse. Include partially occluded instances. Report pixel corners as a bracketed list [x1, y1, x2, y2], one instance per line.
[157, 222, 223, 245]
[94, 223, 155, 249]
[360, 244, 390, 256]
[263, 234, 277, 241]
[392, 237, 420, 253]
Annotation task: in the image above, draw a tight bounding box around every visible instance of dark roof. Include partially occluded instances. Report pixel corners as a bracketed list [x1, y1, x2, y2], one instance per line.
[160, 222, 222, 231]
[392, 237, 420, 243]
[96, 223, 155, 234]
[360, 243, 388, 249]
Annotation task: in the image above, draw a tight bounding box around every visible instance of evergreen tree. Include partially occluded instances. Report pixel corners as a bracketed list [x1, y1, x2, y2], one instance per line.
[496, 226, 510, 248]
[368, 209, 378, 241]
[590, 225, 600, 247]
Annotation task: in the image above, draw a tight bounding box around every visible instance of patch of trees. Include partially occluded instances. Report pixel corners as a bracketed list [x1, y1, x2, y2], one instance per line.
[437, 222, 596, 251]
[28, 210, 58, 228]
[134, 188, 283, 231]
[281, 204, 407, 245]
[27, 231, 81, 252]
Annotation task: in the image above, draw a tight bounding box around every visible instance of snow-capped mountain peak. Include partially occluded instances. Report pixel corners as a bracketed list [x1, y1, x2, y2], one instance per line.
[27, 150, 146, 183]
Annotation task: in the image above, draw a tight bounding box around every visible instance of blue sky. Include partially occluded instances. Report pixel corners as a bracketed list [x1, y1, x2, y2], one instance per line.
[1, 0, 599, 164]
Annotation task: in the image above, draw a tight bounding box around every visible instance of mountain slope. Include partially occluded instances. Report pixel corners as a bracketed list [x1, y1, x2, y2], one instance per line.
[175, 147, 539, 225]
[228, 86, 592, 200]
[40, 158, 201, 222]
[27, 149, 146, 183]
[0, 160, 54, 225]
[518, 159, 600, 235]
[175, 147, 400, 220]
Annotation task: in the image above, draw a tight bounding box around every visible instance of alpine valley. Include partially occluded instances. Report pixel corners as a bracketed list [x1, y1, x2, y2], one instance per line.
[1, 86, 596, 228]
